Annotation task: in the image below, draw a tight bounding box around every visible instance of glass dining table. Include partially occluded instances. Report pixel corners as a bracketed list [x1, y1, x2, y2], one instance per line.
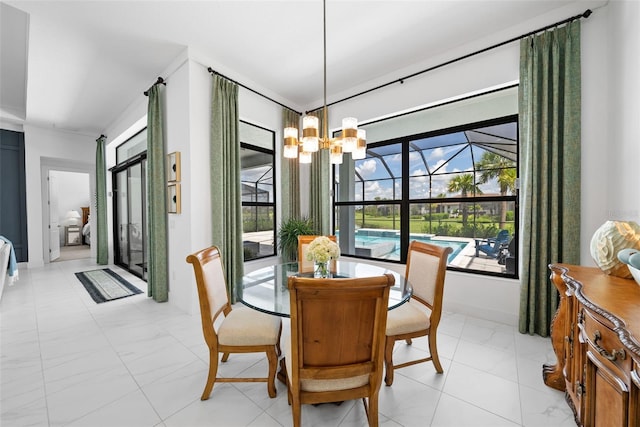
[240, 259, 412, 318]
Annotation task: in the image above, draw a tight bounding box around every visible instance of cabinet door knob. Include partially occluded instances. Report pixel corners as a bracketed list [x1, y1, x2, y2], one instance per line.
[593, 330, 626, 362]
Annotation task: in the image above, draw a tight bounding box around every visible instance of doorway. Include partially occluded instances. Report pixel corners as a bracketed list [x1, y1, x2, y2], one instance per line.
[49, 170, 91, 262]
[40, 158, 95, 265]
[112, 156, 147, 280]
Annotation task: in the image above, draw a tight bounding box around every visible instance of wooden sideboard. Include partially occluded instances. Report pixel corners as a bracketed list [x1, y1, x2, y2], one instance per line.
[544, 264, 640, 427]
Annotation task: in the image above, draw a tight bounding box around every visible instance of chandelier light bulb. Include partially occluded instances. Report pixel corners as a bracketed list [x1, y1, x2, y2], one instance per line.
[299, 150, 312, 164]
[341, 117, 358, 152]
[330, 144, 343, 164]
[283, 127, 299, 158]
[283, 144, 298, 158]
[301, 115, 319, 152]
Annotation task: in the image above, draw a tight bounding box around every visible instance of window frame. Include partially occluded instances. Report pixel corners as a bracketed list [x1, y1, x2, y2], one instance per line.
[333, 114, 518, 279]
[240, 121, 277, 261]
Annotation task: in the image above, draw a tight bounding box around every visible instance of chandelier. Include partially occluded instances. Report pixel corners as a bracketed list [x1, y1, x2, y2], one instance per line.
[283, 0, 366, 164]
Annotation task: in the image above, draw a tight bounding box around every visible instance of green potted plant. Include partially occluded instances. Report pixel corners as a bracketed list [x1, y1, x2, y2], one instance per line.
[277, 217, 315, 262]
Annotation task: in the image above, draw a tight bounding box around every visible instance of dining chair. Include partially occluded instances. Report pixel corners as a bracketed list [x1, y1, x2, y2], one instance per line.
[383, 240, 452, 386]
[186, 246, 282, 400]
[297, 234, 338, 273]
[286, 273, 395, 427]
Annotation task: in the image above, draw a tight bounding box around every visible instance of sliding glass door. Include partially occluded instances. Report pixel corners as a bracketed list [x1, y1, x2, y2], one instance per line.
[113, 157, 147, 280]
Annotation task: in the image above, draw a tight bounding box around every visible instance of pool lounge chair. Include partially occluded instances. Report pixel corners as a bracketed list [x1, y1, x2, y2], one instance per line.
[474, 230, 510, 258]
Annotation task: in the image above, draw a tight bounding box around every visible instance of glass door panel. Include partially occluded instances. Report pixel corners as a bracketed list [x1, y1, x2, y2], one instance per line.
[113, 158, 147, 280]
[116, 170, 129, 267]
[128, 162, 145, 278]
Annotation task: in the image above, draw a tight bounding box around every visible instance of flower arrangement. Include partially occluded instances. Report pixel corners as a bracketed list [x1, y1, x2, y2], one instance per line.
[306, 236, 340, 278]
[306, 236, 340, 263]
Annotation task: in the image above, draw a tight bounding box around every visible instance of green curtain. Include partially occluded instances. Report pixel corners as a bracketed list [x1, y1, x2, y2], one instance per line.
[518, 21, 581, 336]
[146, 85, 169, 302]
[210, 75, 243, 303]
[95, 135, 108, 265]
[308, 109, 330, 235]
[281, 108, 301, 221]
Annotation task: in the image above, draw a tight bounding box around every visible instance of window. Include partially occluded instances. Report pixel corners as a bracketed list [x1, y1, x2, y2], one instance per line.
[334, 111, 518, 278]
[240, 121, 276, 261]
[116, 129, 146, 164]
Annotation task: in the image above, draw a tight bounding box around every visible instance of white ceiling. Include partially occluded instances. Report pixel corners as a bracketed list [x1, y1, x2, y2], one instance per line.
[1, 0, 600, 136]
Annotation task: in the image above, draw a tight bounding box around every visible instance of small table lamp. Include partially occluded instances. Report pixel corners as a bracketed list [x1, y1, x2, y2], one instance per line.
[65, 210, 82, 227]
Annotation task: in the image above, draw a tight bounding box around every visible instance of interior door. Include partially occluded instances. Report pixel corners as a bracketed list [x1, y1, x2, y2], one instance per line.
[48, 172, 60, 261]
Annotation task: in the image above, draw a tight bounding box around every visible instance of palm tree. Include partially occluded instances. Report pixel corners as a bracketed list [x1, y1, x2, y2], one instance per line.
[475, 152, 517, 228]
[447, 173, 481, 228]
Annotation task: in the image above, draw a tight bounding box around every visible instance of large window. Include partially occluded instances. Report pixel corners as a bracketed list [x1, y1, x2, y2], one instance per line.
[334, 114, 518, 278]
[240, 121, 276, 261]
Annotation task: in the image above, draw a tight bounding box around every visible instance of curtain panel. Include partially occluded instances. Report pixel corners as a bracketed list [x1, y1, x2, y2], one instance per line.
[146, 85, 169, 302]
[95, 135, 108, 265]
[308, 109, 330, 235]
[281, 108, 301, 221]
[518, 21, 581, 336]
[210, 75, 243, 303]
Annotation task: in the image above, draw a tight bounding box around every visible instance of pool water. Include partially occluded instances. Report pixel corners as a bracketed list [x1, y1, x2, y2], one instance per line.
[341, 229, 468, 262]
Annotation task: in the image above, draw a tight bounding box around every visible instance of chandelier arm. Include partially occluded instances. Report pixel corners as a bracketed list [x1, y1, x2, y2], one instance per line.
[322, 0, 329, 144]
[285, 0, 362, 163]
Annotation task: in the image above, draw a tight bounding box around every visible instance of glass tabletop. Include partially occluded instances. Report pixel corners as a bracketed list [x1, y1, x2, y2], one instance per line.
[240, 260, 412, 317]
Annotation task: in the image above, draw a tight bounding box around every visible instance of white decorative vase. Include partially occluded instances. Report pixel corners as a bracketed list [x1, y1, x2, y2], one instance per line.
[590, 220, 640, 278]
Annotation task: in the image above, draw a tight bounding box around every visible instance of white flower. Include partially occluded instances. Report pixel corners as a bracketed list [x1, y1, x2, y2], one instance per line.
[306, 236, 340, 263]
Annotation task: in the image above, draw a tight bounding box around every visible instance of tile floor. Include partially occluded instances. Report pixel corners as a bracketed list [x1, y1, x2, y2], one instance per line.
[1, 258, 576, 426]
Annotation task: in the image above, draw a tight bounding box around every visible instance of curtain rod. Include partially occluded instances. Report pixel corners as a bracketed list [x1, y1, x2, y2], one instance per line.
[207, 67, 302, 115]
[143, 77, 166, 96]
[307, 8, 592, 113]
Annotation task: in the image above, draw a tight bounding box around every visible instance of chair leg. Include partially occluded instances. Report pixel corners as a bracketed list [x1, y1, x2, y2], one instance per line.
[201, 349, 219, 400]
[291, 397, 302, 427]
[367, 394, 379, 427]
[384, 337, 395, 386]
[266, 347, 277, 398]
[221, 352, 230, 362]
[428, 332, 443, 373]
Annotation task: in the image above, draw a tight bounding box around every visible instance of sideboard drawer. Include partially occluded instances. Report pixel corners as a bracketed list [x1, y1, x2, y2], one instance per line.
[582, 308, 631, 374]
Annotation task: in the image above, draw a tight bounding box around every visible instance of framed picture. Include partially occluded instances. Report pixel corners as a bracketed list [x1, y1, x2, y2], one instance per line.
[167, 151, 181, 182]
[168, 183, 181, 214]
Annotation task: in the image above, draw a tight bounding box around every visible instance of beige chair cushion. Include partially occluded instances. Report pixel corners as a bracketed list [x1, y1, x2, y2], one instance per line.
[284, 334, 369, 392]
[386, 300, 431, 336]
[217, 307, 281, 346]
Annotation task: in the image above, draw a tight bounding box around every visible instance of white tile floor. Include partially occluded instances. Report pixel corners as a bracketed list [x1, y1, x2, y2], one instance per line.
[1, 258, 576, 427]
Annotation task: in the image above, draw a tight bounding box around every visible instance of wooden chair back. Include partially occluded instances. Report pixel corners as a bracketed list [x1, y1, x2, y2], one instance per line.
[297, 235, 338, 273]
[405, 240, 451, 323]
[186, 246, 231, 349]
[287, 274, 395, 426]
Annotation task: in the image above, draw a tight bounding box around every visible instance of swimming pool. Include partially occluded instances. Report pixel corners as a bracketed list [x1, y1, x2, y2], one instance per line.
[339, 229, 469, 262]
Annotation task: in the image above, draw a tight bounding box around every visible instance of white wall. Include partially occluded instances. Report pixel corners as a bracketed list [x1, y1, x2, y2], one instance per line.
[605, 1, 640, 222]
[24, 125, 95, 267]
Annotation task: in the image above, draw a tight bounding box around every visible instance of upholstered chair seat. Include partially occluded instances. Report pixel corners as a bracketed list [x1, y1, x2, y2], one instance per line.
[217, 308, 281, 346]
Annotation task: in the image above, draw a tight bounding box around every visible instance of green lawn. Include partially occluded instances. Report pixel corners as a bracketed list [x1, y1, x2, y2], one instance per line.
[354, 214, 514, 238]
